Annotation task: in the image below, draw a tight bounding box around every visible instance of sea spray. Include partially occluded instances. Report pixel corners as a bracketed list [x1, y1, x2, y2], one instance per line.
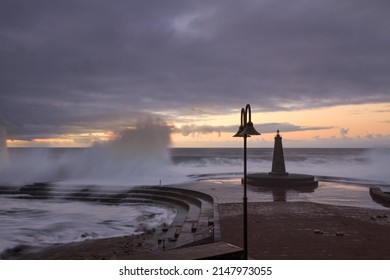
[0, 120, 187, 187]
[361, 148, 390, 183]
[64, 119, 185, 187]
[282, 148, 390, 183]
[0, 148, 66, 185]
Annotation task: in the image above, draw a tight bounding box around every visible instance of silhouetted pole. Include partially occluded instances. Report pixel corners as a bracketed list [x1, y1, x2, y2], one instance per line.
[243, 133, 248, 259]
[233, 104, 260, 259]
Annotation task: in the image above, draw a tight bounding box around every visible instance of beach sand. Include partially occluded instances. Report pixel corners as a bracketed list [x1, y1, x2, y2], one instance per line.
[5, 179, 390, 260]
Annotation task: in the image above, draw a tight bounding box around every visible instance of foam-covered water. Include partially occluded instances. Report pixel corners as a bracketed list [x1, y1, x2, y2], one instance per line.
[172, 148, 390, 184]
[0, 198, 176, 256]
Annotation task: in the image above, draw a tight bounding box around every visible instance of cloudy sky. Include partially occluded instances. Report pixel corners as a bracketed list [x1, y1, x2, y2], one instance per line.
[1, 0, 390, 147]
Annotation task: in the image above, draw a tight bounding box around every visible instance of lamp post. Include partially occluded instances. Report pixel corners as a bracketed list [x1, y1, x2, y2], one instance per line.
[233, 104, 261, 259]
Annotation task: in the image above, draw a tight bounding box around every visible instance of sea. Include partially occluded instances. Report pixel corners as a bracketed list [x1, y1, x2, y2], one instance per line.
[1, 146, 390, 257]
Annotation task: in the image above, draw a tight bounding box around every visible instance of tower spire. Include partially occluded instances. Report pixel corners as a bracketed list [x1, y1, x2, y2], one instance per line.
[269, 130, 288, 175]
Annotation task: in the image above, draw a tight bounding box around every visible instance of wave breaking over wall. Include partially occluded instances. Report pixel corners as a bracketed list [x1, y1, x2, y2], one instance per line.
[0, 120, 186, 188]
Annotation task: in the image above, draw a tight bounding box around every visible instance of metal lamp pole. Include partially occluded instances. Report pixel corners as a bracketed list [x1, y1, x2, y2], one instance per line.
[233, 104, 260, 260]
[243, 132, 248, 259]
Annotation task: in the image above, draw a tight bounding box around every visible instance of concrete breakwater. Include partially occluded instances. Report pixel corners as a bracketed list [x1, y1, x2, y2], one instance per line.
[0, 183, 216, 256]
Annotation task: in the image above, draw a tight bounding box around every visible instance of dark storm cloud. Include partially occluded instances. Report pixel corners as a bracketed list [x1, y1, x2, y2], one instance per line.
[1, 0, 390, 139]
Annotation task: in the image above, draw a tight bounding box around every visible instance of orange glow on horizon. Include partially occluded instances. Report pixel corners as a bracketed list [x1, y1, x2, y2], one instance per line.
[4, 102, 390, 148]
[171, 102, 390, 147]
[33, 138, 74, 143]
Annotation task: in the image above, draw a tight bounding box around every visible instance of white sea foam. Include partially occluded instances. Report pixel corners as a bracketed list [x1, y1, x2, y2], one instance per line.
[0, 198, 176, 256]
[172, 148, 390, 184]
[0, 120, 188, 188]
[283, 148, 390, 183]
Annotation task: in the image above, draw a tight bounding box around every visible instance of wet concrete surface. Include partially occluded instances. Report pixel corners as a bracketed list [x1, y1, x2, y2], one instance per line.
[178, 178, 390, 259]
[176, 178, 390, 210]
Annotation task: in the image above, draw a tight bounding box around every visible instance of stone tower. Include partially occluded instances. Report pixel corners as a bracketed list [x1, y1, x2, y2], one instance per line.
[269, 130, 288, 175]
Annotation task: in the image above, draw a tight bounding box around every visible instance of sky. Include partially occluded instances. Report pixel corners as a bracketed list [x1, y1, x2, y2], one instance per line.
[1, 0, 390, 148]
